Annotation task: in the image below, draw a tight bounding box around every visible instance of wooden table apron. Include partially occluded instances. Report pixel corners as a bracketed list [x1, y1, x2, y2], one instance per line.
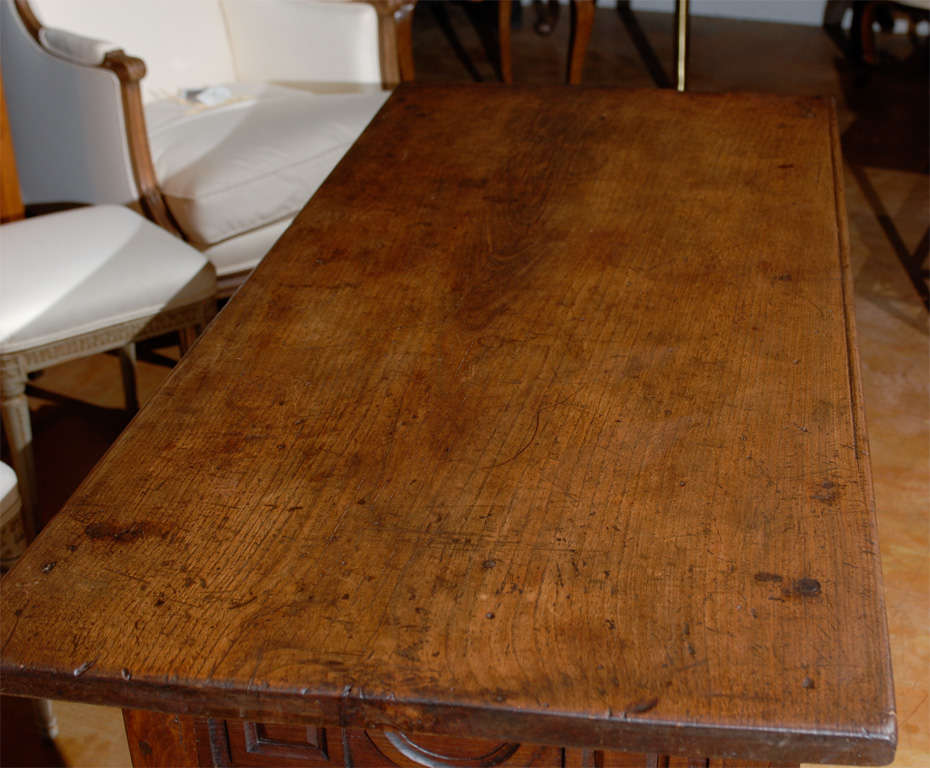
[0, 85, 895, 767]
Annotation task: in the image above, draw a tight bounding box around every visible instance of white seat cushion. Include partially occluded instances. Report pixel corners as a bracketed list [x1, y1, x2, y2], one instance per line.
[145, 83, 389, 247]
[201, 217, 293, 280]
[0, 206, 216, 354]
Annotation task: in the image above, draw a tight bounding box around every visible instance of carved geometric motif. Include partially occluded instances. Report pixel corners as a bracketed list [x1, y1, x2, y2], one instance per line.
[359, 730, 558, 768]
[218, 719, 334, 766]
[243, 722, 329, 761]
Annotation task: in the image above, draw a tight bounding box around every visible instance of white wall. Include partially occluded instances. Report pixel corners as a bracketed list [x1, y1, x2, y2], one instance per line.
[532, 0, 827, 27]
[628, 0, 827, 27]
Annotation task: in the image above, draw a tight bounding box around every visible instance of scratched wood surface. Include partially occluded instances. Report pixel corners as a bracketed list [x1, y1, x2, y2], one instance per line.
[0, 86, 894, 765]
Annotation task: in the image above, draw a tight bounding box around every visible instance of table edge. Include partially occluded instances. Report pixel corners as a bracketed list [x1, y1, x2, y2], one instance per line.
[0, 664, 897, 765]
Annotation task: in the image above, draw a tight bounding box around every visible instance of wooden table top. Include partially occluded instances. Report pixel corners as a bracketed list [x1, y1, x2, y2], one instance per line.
[0, 85, 895, 765]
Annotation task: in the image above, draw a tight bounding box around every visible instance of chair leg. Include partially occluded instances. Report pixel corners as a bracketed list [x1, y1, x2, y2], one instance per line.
[1, 373, 38, 540]
[0, 479, 27, 571]
[32, 698, 58, 739]
[498, 0, 513, 83]
[395, 1, 416, 82]
[568, 0, 595, 84]
[118, 342, 139, 413]
[178, 326, 198, 357]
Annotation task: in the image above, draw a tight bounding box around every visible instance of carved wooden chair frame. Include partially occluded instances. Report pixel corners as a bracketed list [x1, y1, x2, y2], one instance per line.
[11, 0, 416, 242]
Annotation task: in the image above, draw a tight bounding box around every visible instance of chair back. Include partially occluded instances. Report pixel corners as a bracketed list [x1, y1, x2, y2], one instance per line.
[0, 0, 139, 203]
[27, 0, 238, 101]
[220, 0, 382, 86]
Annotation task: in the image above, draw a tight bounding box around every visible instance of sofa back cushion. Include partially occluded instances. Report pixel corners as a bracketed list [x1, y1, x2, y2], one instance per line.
[220, 0, 382, 86]
[29, 0, 237, 101]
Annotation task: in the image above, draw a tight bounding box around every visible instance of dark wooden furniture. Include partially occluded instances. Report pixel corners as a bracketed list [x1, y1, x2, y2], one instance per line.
[0, 85, 895, 767]
[424, 0, 594, 85]
[498, 0, 595, 84]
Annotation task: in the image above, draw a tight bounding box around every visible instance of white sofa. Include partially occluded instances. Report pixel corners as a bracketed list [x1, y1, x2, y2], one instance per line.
[1, 0, 413, 294]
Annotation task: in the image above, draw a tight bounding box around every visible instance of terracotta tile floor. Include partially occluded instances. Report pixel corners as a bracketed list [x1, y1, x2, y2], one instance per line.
[1, 4, 926, 767]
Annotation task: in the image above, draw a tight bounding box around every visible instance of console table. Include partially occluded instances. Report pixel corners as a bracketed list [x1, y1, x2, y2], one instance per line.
[0, 85, 895, 767]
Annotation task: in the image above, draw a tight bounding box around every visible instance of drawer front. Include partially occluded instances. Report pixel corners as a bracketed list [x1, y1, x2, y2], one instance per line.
[197, 718, 797, 768]
[213, 721, 565, 767]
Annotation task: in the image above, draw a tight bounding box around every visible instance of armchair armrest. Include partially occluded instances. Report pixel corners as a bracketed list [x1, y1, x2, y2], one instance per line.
[38, 26, 117, 67]
[2, 1, 177, 233]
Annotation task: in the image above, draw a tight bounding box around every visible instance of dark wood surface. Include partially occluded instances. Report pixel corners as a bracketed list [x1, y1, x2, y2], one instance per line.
[123, 709, 204, 767]
[123, 713, 794, 767]
[0, 85, 894, 765]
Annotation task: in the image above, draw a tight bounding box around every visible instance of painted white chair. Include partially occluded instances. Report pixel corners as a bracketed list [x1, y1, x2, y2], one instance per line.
[0, 459, 25, 570]
[0, 459, 58, 737]
[0, 0, 408, 295]
[0, 205, 216, 539]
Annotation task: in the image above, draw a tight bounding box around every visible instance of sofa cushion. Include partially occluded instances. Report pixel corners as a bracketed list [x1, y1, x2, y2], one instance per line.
[145, 83, 389, 247]
[221, 0, 381, 86]
[200, 217, 293, 281]
[0, 206, 216, 353]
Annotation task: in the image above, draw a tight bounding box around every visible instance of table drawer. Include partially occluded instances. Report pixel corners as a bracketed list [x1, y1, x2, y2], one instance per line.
[204, 718, 796, 768]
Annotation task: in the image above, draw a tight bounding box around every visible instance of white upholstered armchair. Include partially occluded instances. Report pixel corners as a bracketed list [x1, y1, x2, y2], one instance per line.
[1, 0, 414, 294]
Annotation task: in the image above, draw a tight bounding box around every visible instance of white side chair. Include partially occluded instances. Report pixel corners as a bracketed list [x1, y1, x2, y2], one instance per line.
[0, 459, 25, 570]
[0, 0, 403, 296]
[0, 205, 216, 539]
[0, 460, 56, 737]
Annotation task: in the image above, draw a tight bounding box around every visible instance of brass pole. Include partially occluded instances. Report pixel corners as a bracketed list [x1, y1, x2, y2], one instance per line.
[675, 0, 689, 92]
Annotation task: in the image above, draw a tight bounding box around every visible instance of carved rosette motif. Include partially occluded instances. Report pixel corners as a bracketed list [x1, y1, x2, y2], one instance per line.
[361, 730, 523, 767]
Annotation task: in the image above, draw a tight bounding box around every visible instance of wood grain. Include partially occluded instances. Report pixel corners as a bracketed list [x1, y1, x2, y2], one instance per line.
[123, 709, 204, 766]
[0, 86, 894, 765]
[123, 711, 797, 767]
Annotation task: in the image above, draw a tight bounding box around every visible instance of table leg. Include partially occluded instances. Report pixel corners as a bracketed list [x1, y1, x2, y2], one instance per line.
[123, 709, 204, 767]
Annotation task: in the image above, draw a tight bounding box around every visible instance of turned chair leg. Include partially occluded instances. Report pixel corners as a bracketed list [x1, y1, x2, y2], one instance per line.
[498, 0, 513, 83]
[32, 698, 58, 739]
[0, 466, 27, 571]
[1, 373, 38, 540]
[394, 1, 416, 83]
[118, 342, 139, 413]
[568, 0, 595, 84]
